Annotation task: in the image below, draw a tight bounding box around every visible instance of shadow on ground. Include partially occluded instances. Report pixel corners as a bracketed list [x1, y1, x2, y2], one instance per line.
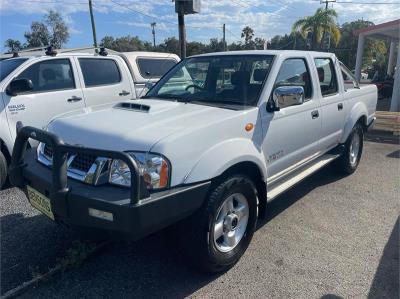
[0, 212, 79, 294]
[368, 218, 399, 299]
[20, 166, 348, 298]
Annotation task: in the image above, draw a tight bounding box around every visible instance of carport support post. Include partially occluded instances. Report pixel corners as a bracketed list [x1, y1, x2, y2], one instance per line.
[389, 43, 400, 112]
[355, 33, 365, 83]
[387, 41, 396, 76]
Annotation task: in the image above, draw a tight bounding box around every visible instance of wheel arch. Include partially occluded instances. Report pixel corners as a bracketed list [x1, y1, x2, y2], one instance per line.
[0, 138, 11, 163]
[212, 161, 267, 218]
[340, 102, 368, 143]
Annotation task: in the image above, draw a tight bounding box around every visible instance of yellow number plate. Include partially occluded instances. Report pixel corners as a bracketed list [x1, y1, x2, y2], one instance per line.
[27, 186, 55, 220]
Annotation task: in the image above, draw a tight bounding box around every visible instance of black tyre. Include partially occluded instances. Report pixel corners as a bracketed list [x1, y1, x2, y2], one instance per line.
[335, 122, 364, 174]
[183, 175, 258, 273]
[0, 151, 7, 190]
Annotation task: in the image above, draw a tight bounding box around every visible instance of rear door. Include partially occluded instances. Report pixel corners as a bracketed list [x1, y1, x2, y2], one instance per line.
[3, 57, 85, 140]
[76, 57, 134, 106]
[313, 57, 345, 150]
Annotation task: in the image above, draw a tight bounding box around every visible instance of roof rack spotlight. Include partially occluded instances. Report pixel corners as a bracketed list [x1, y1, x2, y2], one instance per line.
[45, 46, 57, 56]
[99, 47, 108, 56]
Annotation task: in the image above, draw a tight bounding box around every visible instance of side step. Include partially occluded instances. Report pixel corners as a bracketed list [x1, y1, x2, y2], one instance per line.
[266, 153, 340, 202]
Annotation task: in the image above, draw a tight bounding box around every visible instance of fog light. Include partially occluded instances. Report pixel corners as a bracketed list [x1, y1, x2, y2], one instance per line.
[88, 208, 114, 221]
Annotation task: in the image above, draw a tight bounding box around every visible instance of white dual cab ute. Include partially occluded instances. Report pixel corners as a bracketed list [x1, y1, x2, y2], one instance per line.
[0, 48, 179, 188]
[9, 50, 377, 272]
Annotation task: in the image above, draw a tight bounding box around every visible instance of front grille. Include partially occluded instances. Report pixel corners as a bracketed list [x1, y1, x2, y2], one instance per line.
[70, 153, 97, 172]
[43, 144, 53, 158]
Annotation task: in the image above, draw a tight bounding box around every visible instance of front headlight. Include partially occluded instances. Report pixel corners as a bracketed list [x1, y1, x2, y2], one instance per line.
[109, 152, 170, 190]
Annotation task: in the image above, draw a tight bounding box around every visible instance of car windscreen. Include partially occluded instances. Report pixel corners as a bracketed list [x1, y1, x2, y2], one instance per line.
[137, 57, 177, 79]
[0, 58, 29, 81]
[145, 55, 274, 108]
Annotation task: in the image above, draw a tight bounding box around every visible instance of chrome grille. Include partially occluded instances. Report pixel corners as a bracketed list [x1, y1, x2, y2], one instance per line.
[43, 144, 53, 159]
[70, 153, 97, 172]
[37, 142, 109, 185]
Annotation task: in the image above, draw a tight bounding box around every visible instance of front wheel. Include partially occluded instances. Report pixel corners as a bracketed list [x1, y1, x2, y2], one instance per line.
[335, 122, 364, 174]
[183, 175, 258, 273]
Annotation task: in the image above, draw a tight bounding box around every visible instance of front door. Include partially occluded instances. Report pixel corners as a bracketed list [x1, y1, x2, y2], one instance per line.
[261, 57, 322, 180]
[3, 57, 85, 140]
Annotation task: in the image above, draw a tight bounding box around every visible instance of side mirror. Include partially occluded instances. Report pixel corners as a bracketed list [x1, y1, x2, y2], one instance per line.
[6, 78, 33, 96]
[267, 86, 304, 112]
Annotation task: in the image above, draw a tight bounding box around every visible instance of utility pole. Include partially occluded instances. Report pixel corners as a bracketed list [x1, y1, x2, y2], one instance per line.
[151, 22, 156, 47]
[88, 0, 98, 50]
[175, 0, 201, 59]
[320, 0, 335, 50]
[222, 24, 226, 51]
[178, 12, 186, 58]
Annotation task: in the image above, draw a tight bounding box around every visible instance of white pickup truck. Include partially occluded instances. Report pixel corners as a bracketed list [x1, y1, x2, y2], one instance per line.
[9, 50, 377, 272]
[0, 48, 179, 188]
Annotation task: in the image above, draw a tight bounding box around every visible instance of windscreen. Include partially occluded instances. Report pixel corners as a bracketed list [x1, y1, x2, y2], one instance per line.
[145, 55, 274, 108]
[0, 58, 28, 81]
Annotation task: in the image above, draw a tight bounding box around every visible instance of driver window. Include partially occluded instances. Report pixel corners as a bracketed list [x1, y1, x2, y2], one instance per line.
[273, 58, 312, 109]
[16, 59, 75, 93]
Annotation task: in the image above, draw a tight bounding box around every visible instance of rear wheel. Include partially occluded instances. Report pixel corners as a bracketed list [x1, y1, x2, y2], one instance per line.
[183, 175, 258, 273]
[335, 122, 364, 174]
[0, 151, 7, 190]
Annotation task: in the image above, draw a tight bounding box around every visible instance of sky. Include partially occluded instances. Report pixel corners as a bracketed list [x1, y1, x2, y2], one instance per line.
[1, 0, 399, 52]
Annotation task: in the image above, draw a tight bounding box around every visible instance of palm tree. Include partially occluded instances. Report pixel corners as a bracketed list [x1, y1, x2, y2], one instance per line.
[292, 8, 341, 50]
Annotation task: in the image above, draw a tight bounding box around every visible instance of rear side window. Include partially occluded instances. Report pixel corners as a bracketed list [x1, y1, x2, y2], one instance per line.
[273, 58, 312, 107]
[314, 58, 338, 96]
[79, 58, 121, 87]
[17, 59, 75, 93]
[137, 58, 177, 79]
[340, 62, 359, 90]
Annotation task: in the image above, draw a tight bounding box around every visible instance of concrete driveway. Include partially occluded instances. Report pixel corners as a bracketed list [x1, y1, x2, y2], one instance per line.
[1, 141, 399, 298]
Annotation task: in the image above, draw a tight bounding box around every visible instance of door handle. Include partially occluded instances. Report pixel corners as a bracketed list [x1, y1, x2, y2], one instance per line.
[338, 103, 343, 110]
[119, 90, 130, 96]
[67, 96, 82, 103]
[311, 110, 319, 119]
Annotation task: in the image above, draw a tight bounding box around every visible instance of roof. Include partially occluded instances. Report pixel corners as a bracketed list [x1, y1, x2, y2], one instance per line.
[121, 51, 180, 59]
[353, 19, 400, 41]
[190, 50, 335, 58]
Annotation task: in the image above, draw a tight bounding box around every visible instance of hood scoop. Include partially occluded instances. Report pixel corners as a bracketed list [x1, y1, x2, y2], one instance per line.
[115, 102, 150, 113]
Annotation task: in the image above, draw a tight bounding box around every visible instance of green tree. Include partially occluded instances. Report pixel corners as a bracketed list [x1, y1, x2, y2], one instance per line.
[4, 39, 23, 52]
[24, 10, 69, 48]
[292, 8, 341, 50]
[100, 35, 152, 52]
[24, 21, 50, 47]
[241, 26, 255, 49]
[45, 10, 70, 48]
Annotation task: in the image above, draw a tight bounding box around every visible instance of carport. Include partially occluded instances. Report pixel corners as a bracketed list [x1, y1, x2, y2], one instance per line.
[354, 19, 400, 112]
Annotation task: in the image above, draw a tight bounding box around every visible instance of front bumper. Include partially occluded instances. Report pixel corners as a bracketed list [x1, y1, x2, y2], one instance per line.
[9, 126, 210, 240]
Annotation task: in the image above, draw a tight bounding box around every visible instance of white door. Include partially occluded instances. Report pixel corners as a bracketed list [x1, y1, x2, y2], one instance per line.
[76, 57, 134, 106]
[3, 57, 85, 140]
[313, 57, 345, 150]
[261, 58, 322, 179]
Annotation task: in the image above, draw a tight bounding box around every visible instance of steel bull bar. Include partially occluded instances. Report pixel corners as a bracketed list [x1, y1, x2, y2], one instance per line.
[9, 125, 144, 204]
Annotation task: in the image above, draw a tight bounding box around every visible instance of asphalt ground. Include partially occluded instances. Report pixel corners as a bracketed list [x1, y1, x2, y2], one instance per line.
[1, 140, 399, 298]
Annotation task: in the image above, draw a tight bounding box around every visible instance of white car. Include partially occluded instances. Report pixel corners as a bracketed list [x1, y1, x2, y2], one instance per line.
[0, 48, 179, 188]
[9, 50, 377, 272]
